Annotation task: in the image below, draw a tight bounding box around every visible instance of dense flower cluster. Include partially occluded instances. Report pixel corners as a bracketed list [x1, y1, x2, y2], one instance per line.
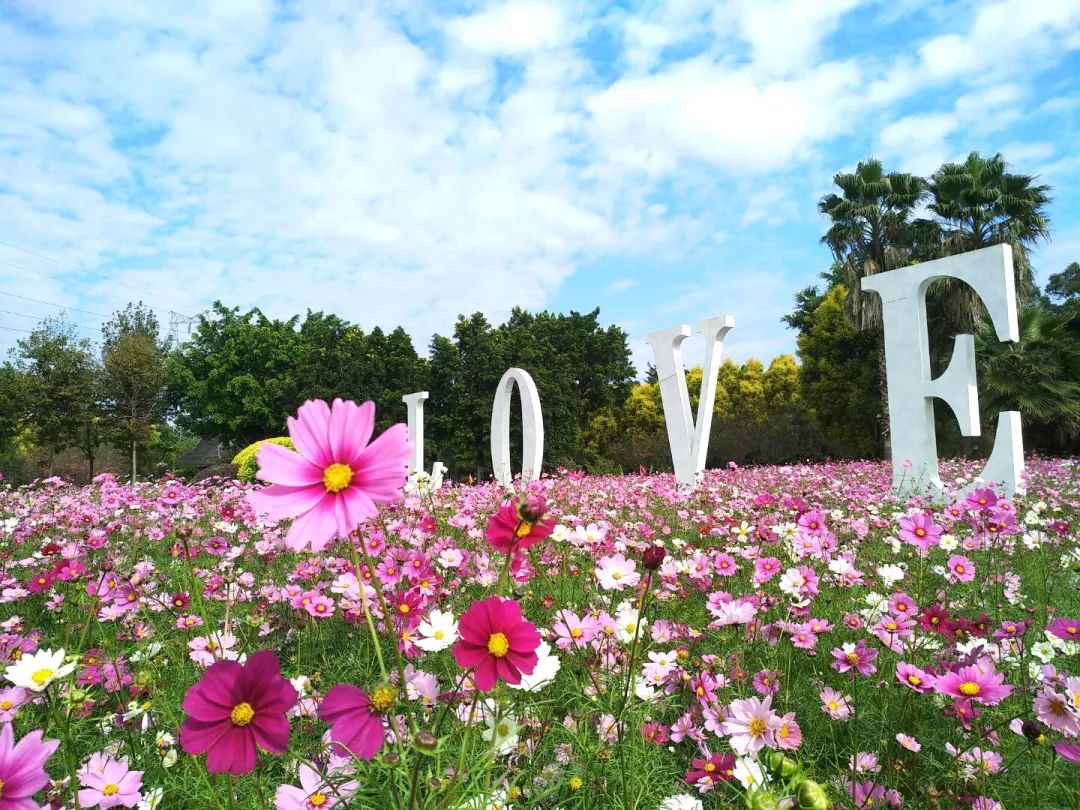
[0, 398, 1077, 807]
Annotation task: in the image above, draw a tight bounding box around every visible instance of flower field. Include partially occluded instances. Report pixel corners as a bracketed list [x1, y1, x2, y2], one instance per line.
[1, 406, 1079, 809]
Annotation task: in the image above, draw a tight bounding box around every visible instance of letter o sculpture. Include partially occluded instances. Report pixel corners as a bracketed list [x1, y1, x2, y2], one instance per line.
[490, 368, 544, 487]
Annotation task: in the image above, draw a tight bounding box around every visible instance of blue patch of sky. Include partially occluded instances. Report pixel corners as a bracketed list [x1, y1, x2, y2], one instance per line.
[577, 23, 624, 86]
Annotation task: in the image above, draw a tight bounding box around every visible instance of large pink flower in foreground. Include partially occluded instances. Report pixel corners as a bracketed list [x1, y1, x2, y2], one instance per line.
[0, 722, 59, 810]
[453, 597, 541, 691]
[248, 399, 411, 551]
[180, 651, 297, 775]
[934, 661, 1013, 706]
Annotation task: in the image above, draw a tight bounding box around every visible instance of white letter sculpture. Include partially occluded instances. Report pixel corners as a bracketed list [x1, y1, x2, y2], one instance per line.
[645, 316, 735, 488]
[402, 391, 446, 490]
[861, 244, 1023, 497]
[490, 368, 544, 488]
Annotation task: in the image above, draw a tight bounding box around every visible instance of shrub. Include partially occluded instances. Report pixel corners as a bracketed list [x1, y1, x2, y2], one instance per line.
[231, 437, 294, 482]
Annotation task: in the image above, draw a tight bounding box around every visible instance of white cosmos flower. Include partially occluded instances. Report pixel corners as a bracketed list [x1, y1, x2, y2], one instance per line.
[482, 705, 520, 756]
[508, 641, 560, 692]
[138, 788, 165, 810]
[5, 648, 75, 692]
[733, 757, 768, 790]
[415, 609, 459, 653]
[658, 794, 703, 810]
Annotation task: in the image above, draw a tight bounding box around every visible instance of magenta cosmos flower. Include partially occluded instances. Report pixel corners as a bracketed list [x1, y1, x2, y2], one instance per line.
[453, 596, 541, 691]
[0, 722, 59, 809]
[485, 495, 554, 554]
[248, 399, 411, 551]
[934, 661, 1013, 706]
[318, 683, 397, 760]
[180, 650, 298, 775]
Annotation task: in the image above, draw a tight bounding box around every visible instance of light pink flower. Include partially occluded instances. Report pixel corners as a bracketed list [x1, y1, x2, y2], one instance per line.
[248, 399, 411, 551]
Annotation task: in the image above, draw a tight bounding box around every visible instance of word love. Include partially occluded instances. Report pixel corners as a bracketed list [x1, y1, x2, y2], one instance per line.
[406, 245, 1023, 497]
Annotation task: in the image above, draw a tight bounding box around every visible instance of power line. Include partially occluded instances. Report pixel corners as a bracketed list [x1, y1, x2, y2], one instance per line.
[0, 289, 110, 319]
[0, 307, 100, 333]
[0, 238, 194, 313]
[0, 325, 32, 334]
[0, 258, 136, 312]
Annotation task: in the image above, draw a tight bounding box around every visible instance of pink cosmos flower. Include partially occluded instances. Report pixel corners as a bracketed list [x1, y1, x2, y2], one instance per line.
[895, 662, 934, 693]
[551, 610, 598, 650]
[453, 596, 541, 692]
[77, 753, 143, 809]
[934, 661, 1013, 705]
[775, 711, 802, 750]
[821, 687, 852, 719]
[946, 554, 976, 584]
[899, 511, 942, 550]
[722, 694, 781, 754]
[1047, 617, 1080, 642]
[0, 686, 29, 722]
[831, 640, 878, 678]
[319, 684, 395, 760]
[0, 723, 59, 809]
[247, 399, 411, 551]
[1034, 687, 1080, 736]
[896, 733, 921, 752]
[274, 762, 358, 809]
[595, 554, 641, 591]
[180, 650, 298, 775]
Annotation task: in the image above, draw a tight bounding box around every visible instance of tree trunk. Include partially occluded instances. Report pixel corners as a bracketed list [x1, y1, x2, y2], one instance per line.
[131, 438, 137, 484]
[877, 341, 891, 459]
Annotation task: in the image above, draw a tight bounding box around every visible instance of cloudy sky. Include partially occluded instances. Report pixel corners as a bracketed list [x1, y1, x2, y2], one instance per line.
[1, 0, 1079, 373]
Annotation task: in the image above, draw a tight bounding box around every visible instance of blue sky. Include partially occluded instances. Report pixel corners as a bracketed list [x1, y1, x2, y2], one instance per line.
[1, 0, 1078, 373]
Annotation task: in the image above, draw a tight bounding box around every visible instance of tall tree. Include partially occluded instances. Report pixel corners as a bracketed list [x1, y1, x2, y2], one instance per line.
[819, 159, 925, 454]
[926, 151, 1052, 322]
[101, 303, 169, 482]
[14, 318, 102, 477]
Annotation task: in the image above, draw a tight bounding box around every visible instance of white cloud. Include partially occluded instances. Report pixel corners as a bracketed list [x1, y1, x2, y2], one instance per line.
[606, 278, 638, 294]
[447, 1, 568, 54]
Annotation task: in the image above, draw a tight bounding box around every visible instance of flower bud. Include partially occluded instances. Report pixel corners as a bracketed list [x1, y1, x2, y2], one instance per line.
[642, 545, 666, 570]
[519, 494, 547, 524]
[765, 751, 797, 778]
[796, 779, 829, 810]
[746, 789, 780, 810]
[413, 730, 439, 754]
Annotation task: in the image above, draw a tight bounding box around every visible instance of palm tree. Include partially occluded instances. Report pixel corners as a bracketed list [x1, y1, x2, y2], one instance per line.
[925, 152, 1052, 331]
[974, 306, 1080, 451]
[819, 158, 927, 454]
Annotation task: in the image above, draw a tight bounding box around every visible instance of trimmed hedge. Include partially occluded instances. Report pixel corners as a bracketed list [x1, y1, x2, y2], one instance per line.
[231, 437, 295, 482]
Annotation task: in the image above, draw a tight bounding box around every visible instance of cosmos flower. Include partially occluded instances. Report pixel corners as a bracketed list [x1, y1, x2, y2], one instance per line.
[452, 596, 541, 692]
[247, 399, 411, 551]
[180, 651, 298, 774]
[0, 723, 59, 809]
[485, 495, 554, 554]
[5, 648, 76, 692]
[934, 661, 1014, 706]
[77, 754, 144, 809]
[319, 683, 395, 760]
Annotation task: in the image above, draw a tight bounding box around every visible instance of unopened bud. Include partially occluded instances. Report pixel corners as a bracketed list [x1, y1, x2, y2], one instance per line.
[414, 730, 439, 753]
[796, 779, 829, 810]
[642, 545, 666, 570]
[519, 494, 547, 524]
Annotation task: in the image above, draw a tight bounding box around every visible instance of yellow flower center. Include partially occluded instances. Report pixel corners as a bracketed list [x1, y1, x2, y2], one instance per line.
[569, 776, 583, 791]
[612, 571, 622, 580]
[310, 793, 327, 807]
[230, 702, 255, 726]
[488, 632, 510, 658]
[371, 685, 395, 714]
[322, 463, 353, 493]
[907, 675, 922, 686]
[0, 700, 11, 710]
[515, 521, 533, 539]
[779, 725, 789, 738]
[497, 723, 509, 736]
[747, 718, 767, 736]
[827, 701, 839, 710]
[1068, 626, 1077, 635]
[846, 652, 859, 665]
[102, 784, 119, 796]
[434, 630, 444, 640]
[570, 628, 582, 638]
[399, 604, 410, 614]
[31, 668, 54, 686]
[704, 762, 716, 773]
[915, 528, 925, 536]
[958, 681, 980, 697]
